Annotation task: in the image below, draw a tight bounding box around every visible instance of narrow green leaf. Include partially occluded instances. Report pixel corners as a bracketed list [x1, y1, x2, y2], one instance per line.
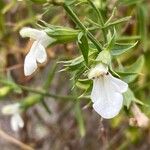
[116, 36, 141, 42]
[104, 16, 131, 28]
[137, 4, 148, 51]
[106, 28, 116, 50]
[123, 88, 135, 108]
[41, 100, 51, 114]
[75, 101, 86, 137]
[134, 98, 149, 107]
[73, 66, 86, 81]
[2, 0, 16, 14]
[66, 60, 84, 71]
[78, 32, 83, 43]
[64, 0, 76, 5]
[61, 50, 97, 72]
[119, 0, 143, 6]
[111, 41, 138, 56]
[78, 33, 89, 65]
[119, 56, 144, 83]
[123, 88, 147, 108]
[30, 0, 47, 4]
[125, 56, 144, 73]
[105, 7, 117, 25]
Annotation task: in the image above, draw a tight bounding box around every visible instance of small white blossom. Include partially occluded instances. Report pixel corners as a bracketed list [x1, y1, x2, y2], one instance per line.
[88, 63, 128, 119]
[10, 113, 24, 131]
[20, 27, 55, 76]
[2, 103, 24, 131]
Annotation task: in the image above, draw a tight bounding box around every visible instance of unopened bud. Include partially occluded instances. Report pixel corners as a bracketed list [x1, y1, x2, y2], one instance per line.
[96, 50, 111, 65]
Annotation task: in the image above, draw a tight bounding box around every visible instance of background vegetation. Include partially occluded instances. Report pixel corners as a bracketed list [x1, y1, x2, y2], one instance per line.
[0, 0, 150, 149]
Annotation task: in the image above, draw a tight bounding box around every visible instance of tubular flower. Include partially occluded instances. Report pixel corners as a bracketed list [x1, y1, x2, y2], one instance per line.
[20, 27, 55, 76]
[2, 103, 24, 131]
[88, 63, 128, 119]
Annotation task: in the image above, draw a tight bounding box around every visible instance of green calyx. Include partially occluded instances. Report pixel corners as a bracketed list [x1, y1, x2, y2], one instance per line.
[45, 27, 79, 44]
[95, 50, 111, 65]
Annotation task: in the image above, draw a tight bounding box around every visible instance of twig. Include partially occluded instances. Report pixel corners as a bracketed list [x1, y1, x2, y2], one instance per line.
[0, 64, 23, 72]
[19, 84, 90, 100]
[0, 128, 34, 150]
[0, 79, 90, 100]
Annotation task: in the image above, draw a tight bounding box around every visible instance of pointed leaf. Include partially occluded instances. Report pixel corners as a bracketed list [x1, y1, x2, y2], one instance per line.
[123, 88, 135, 108]
[111, 41, 138, 56]
[123, 88, 147, 108]
[30, 0, 47, 4]
[105, 16, 131, 28]
[78, 33, 89, 65]
[75, 101, 85, 137]
[137, 4, 148, 51]
[119, 55, 144, 83]
[106, 28, 116, 50]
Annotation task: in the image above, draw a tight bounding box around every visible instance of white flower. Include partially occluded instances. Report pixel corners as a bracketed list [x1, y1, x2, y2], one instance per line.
[20, 27, 55, 76]
[88, 63, 128, 119]
[2, 103, 24, 131]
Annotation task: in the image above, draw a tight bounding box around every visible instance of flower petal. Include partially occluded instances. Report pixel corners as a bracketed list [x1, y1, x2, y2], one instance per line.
[11, 114, 24, 131]
[108, 73, 128, 93]
[91, 78, 104, 103]
[35, 43, 47, 63]
[2, 103, 20, 115]
[20, 27, 55, 47]
[20, 27, 43, 40]
[24, 47, 37, 76]
[92, 76, 123, 119]
[93, 92, 123, 119]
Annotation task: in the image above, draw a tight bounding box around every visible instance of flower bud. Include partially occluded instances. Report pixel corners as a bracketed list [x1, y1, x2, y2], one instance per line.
[0, 86, 12, 98]
[96, 50, 111, 65]
[20, 94, 42, 109]
[45, 27, 79, 44]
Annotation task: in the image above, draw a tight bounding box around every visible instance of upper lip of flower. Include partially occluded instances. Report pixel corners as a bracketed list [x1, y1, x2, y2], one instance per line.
[19, 27, 55, 47]
[88, 63, 108, 79]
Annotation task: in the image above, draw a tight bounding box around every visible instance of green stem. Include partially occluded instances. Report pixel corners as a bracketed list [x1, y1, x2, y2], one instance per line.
[72, 79, 85, 137]
[48, 0, 63, 6]
[43, 62, 57, 90]
[40, 62, 57, 114]
[87, 0, 107, 42]
[0, 78, 90, 100]
[19, 85, 90, 100]
[63, 4, 103, 52]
